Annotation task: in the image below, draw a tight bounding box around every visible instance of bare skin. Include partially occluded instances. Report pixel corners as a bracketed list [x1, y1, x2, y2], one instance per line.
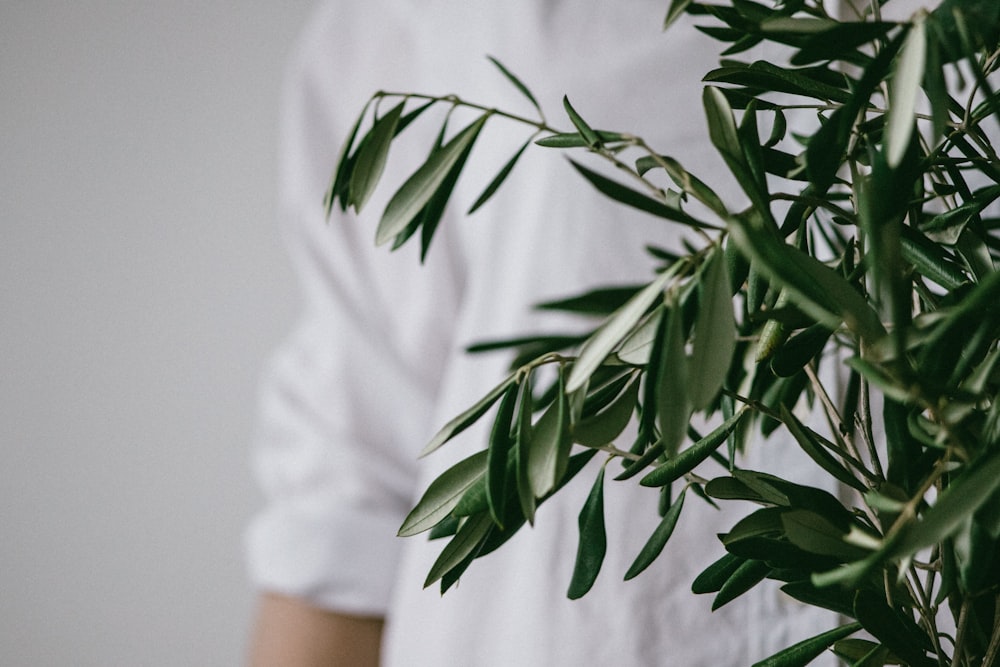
[248, 593, 384, 667]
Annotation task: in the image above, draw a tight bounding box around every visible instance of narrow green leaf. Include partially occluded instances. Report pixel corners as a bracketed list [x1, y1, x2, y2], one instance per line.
[567, 467, 608, 599]
[625, 489, 686, 580]
[528, 368, 571, 497]
[568, 268, 677, 392]
[486, 55, 542, 114]
[377, 114, 488, 246]
[534, 130, 627, 148]
[615, 441, 666, 481]
[416, 121, 482, 260]
[657, 302, 690, 456]
[664, 0, 693, 29]
[704, 61, 852, 104]
[348, 101, 405, 212]
[615, 308, 661, 365]
[782, 510, 870, 561]
[751, 623, 861, 667]
[467, 138, 532, 214]
[640, 410, 745, 487]
[704, 86, 771, 216]
[538, 285, 644, 316]
[853, 590, 936, 667]
[421, 373, 517, 456]
[886, 21, 926, 168]
[486, 384, 519, 527]
[635, 154, 729, 218]
[712, 558, 770, 610]
[399, 450, 489, 536]
[326, 98, 373, 215]
[563, 95, 600, 147]
[514, 377, 536, 524]
[770, 323, 831, 377]
[730, 212, 886, 342]
[573, 375, 640, 447]
[780, 405, 867, 492]
[780, 580, 857, 618]
[452, 476, 487, 517]
[692, 551, 745, 594]
[888, 451, 1000, 560]
[568, 160, 714, 228]
[423, 513, 493, 588]
[689, 249, 736, 410]
[723, 507, 786, 546]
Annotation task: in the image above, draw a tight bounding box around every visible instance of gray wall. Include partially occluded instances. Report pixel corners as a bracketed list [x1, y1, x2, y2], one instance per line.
[1, 2, 314, 664]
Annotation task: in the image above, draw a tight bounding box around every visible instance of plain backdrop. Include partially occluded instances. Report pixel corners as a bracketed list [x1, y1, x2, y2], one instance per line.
[1, 2, 316, 664]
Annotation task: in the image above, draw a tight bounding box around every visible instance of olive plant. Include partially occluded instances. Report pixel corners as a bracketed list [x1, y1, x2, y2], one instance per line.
[326, 0, 1000, 664]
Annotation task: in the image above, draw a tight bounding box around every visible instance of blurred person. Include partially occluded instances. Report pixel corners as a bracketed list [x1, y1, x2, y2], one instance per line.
[246, 1, 837, 665]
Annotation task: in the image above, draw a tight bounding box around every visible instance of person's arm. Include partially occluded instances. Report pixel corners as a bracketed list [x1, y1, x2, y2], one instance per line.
[248, 593, 383, 667]
[245, 5, 466, 665]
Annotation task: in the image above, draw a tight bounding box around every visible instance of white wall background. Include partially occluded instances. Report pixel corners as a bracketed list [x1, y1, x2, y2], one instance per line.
[1, 2, 315, 664]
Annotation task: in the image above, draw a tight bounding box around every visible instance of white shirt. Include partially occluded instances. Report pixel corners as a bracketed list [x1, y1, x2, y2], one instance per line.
[246, 1, 838, 664]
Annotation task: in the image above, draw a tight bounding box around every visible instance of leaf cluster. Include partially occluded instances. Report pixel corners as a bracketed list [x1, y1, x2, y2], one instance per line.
[330, 1, 1000, 664]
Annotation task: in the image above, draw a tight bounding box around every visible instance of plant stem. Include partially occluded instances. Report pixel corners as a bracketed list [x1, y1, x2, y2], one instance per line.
[859, 377, 885, 480]
[983, 593, 1000, 667]
[952, 598, 970, 667]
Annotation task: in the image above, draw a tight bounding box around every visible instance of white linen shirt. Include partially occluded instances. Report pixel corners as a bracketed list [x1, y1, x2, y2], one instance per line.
[246, 1, 839, 664]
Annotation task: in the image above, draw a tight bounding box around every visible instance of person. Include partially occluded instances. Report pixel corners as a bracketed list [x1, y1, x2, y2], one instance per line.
[245, 1, 839, 664]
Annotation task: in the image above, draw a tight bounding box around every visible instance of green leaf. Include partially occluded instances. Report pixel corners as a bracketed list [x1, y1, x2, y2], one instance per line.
[415, 120, 482, 260]
[780, 405, 866, 492]
[568, 268, 677, 392]
[514, 377, 537, 524]
[704, 60, 852, 104]
[770, 323, 831, 377]
[486, 384, 519, 527]
[421, 373, 517, 456]
[615, 308, 661, 366]
[377, 114, 488, 246]
[692, 551, 745, 594]
[790, 21, 894, 66]
[528, 368, 571, 497]
[751, 623, 861, 667]
[656, 302, 690, 456]
[730, 212, 886, 342]
[712, 557, 770, 610]
[625, 489, 686, 580]
[534, 130, 627, 148]
[567, 467, 608, 599]
[399, 450, 489, 536]
[573, 374, 640, 447]
[688, 249, 736, 410]
[664, 0, 693, 29]
[423, 513, 493, 588]
[563, 95, 600, 147]
[640, 410, 745, 487]
[780, 580, 857, 618]
[486, 56, 542, 114]
[467, 138, 532, 215]
[635, 154, 729, 218]
[704, 86, 771, 216]
[568, 160, 714, 228]
[452, 475, 487, 517]
[888, 451, 1000, 560]
[781, 510, 870, 561]
[886, 20, 926, 168]
[326, 98, 373, 215]
[348, 101, 405, 212]
[538, 285, 645, 316]
[853, 590, 936, 667]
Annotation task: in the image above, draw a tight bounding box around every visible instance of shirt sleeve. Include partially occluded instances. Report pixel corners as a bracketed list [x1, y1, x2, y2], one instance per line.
[244, 2, 465, 617]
